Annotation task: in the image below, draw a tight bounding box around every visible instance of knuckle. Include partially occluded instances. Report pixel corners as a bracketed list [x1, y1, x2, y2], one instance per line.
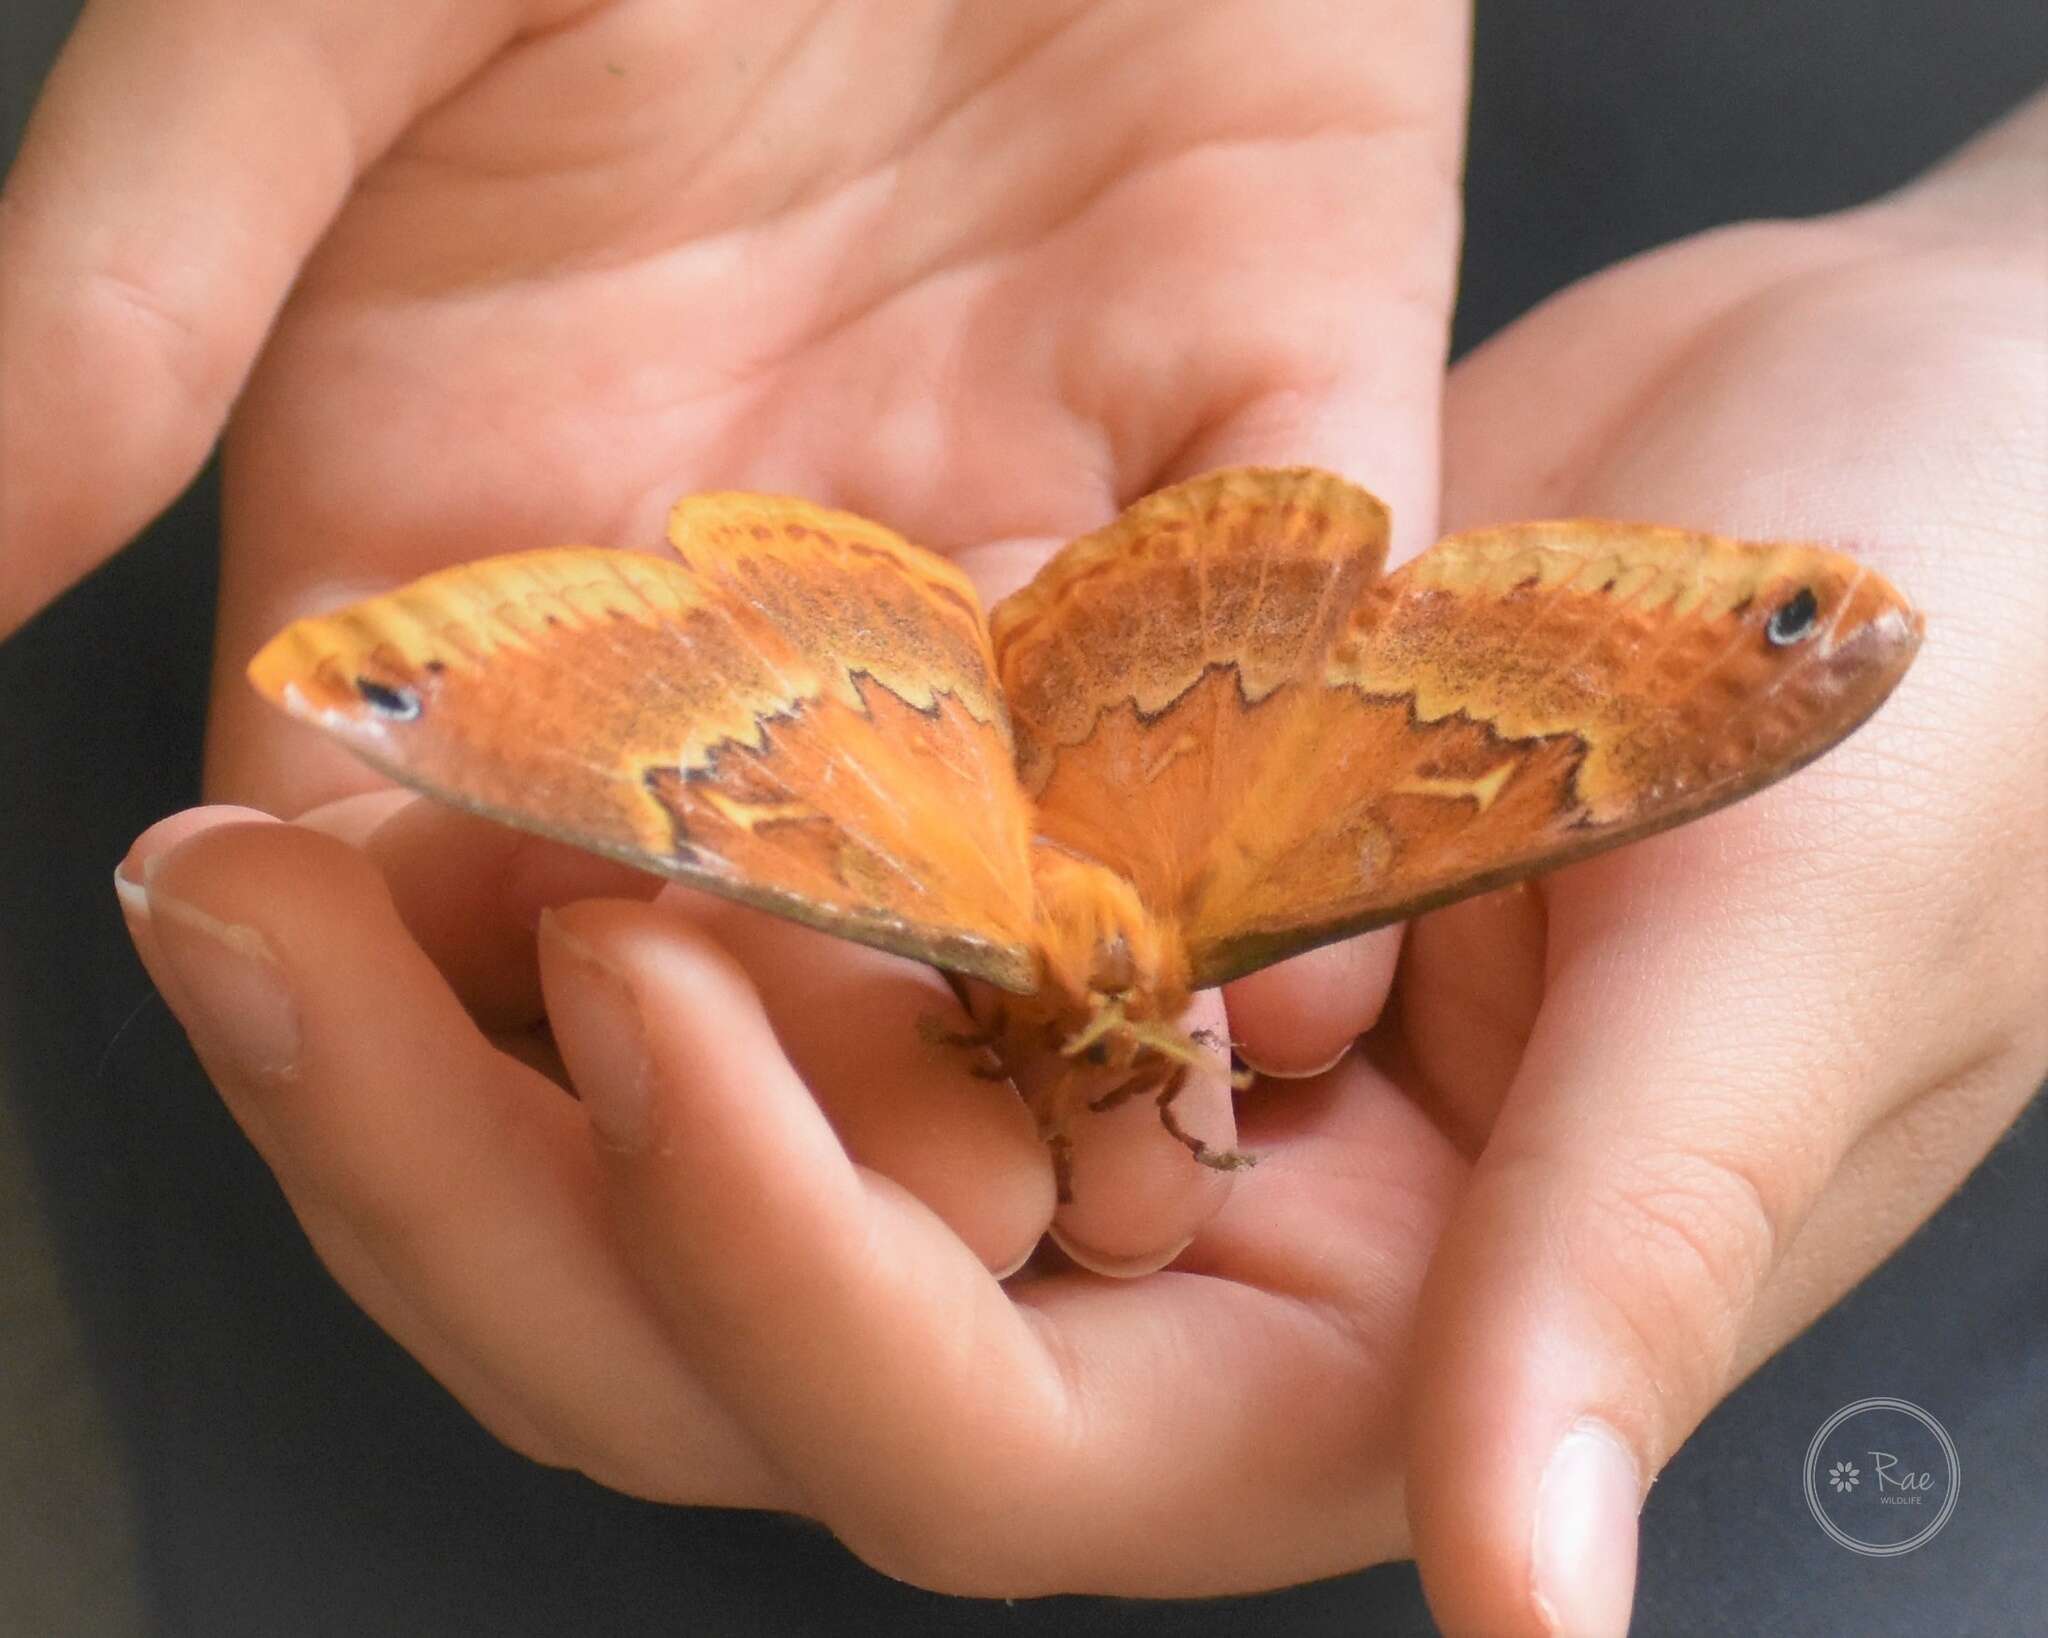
[1564, 1141, 1792, 1396]
[81, 263, 226, 414]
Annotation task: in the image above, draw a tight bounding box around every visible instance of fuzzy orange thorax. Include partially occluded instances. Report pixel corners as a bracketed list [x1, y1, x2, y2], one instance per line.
[1025, 845, 1188, 1037]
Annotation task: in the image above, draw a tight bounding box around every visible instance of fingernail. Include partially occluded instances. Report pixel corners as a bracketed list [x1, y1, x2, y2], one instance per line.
[541, 912, 651, 1152]
[113, 847, 164, 919]
[113, 863, 151, 922]
[1531, 1419, 1641, 1638]
[149, 892, 300, 1075]
[988, 1239, 1039, 1282]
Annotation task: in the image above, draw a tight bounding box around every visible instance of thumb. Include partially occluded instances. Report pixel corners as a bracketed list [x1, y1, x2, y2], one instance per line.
[0, 0, 534, 635]
[1405, 835, 1900, 1637]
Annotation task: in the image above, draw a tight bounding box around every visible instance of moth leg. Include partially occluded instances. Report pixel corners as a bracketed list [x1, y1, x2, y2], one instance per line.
[1029, 1068, 1083, 1203]
[1049, 1131, 1077, 1207]
[917, 1001, 1007, 1051]
[1086, 1072, 1150, 1114]
[1156, 1065, 1257, 1174]
[917, 1003, 1010, 1080]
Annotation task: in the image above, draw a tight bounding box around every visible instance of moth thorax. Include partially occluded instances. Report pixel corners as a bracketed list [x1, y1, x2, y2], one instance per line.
[1028, 846, 1184, 1020]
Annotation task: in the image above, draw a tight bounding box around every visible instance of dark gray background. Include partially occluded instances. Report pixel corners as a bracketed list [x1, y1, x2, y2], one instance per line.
[3, 4, 2044, 1635]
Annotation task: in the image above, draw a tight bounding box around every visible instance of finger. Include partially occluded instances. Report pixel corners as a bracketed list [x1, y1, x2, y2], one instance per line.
[1389, 882, 1547, 1153]
[123, 813, 786, 1507]
[1151, 371, 1450, 567]
[1404, 796, 1975, 1637]
[1224, 930, 1402, 1079]
[1037, 988, 1237, 1277]
[115, 808, 573, 1468]
[0, 0, 529, 634]
[1101, 8, 1467, 566]
[540, 900, 1415, 1595]
[294, 788, 412, 845]
[543, 899, 1068, 1587]
[658, 890, 1056, 1278]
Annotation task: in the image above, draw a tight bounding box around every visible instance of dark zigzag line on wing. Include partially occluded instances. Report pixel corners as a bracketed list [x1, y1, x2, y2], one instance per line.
[639, 670, 1032, 917]
[623, 558, 950, 911]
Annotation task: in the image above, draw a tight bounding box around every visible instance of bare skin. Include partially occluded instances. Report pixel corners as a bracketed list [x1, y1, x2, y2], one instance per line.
[8, 3, 2046, 1626]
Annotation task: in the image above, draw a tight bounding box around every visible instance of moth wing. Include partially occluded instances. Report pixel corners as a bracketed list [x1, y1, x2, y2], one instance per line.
[1180, 520, 1923, 984]
[991, 463, 1389, 942]
[248, 495, 1041, 991]
[996, 478, 1922, 990]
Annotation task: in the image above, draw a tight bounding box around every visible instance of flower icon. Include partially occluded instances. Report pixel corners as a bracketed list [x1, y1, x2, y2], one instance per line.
[1828, 1461, 1861, 1493]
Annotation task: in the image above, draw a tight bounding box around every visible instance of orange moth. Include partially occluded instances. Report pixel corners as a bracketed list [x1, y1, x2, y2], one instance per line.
[250, 469, 1921, 1184]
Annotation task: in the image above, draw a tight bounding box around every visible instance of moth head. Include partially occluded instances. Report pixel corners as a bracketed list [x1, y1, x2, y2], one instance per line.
[1028, 847, 1185, 1024]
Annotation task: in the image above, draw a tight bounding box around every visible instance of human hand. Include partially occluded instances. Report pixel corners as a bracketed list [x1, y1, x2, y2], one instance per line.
[37, 0, 1476, 1598]
[4, 0, 1469, 1198]
[1402, 92, 2048, 1634]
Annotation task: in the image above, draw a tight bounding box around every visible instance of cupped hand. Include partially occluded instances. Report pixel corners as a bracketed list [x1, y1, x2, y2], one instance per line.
[23, 0, 1477, 1599]
[1404, 93, 2048, 1634]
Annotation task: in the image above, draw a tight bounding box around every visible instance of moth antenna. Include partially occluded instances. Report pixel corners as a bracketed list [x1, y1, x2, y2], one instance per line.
[1122, 1017, 1216, 1072]
[1060, 998, 1126, 1058]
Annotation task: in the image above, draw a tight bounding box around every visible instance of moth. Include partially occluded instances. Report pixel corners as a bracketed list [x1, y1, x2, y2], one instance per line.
[249, 468, 1921, 1185]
